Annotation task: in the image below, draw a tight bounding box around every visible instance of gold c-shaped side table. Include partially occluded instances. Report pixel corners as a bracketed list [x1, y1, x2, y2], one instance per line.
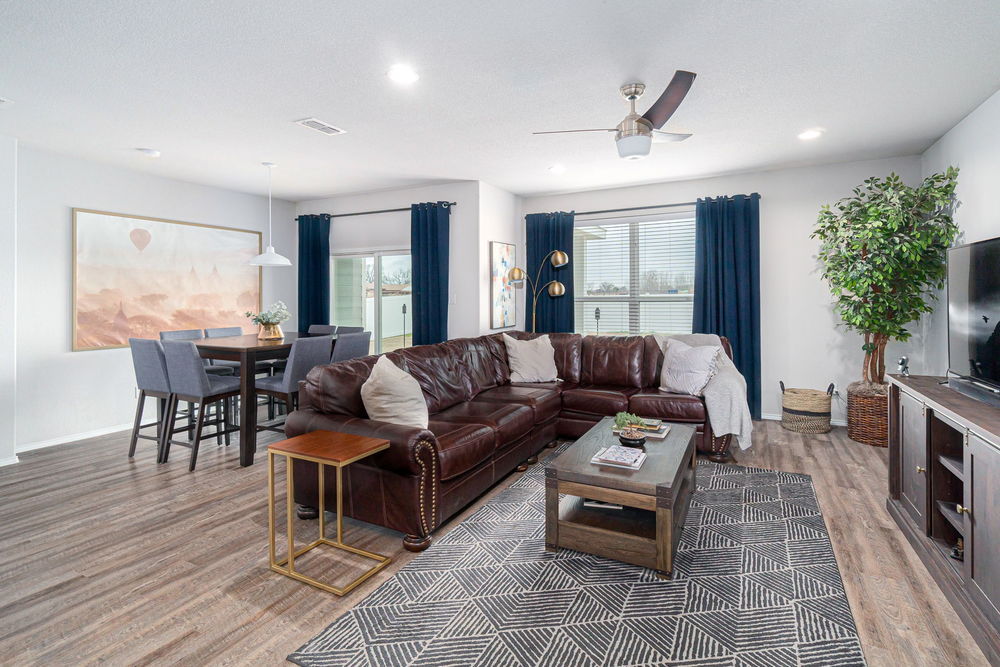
[267, 430, 392, 596]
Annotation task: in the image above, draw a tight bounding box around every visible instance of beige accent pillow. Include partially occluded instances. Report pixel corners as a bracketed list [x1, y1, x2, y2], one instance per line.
[360, 356, 429, 428]
[660, 338, 720, 396]
[502, 334, 559, 382]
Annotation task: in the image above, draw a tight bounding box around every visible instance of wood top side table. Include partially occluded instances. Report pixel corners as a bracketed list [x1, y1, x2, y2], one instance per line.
[267, 430, 391, 595]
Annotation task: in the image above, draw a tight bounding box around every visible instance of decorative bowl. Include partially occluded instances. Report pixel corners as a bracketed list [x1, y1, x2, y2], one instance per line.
[618, 430, 647, 448]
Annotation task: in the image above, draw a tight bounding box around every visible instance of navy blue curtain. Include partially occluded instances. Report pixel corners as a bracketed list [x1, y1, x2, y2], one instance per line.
[525, 211, 574, 333]
[694, 194, 761, 418]
[297, 214, 331, 333]
[411, 202, 451, 345]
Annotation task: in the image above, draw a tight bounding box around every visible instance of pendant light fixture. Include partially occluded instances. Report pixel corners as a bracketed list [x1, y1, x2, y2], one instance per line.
[249, 162, 291, 267]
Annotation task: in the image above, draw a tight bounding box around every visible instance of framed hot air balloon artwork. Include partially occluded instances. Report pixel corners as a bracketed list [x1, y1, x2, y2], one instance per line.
[72, 209, 262, 351]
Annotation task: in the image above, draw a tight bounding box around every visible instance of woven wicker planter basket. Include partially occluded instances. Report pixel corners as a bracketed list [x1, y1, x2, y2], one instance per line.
[847, 388, 888, 447]
[780, 382, 833, 434]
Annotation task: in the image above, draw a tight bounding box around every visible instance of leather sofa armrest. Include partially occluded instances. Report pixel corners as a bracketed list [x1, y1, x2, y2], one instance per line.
[284, 408, 439, 478]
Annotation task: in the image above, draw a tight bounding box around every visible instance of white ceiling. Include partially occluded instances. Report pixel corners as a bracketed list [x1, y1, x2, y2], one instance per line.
[2, 0, 999, 201]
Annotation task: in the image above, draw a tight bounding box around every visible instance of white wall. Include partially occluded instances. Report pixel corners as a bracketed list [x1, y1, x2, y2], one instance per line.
[15, 146, 297, 450]
[522, 156, 923, 423]
[0, 137, 17, 465]
[296, 181, 492, 339]
[920, 88, 1000, 375]
[478, 182, 524, 333]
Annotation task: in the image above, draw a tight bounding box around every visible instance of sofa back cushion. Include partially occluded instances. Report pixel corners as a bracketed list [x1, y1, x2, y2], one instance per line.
[300, 355, 379, 417]
[395, 343, 470, 413]
[445, 336, 509, 395]
[580, 335, 645, 388]
[642, 334, 733, 388]
[497, 331, 582, 383]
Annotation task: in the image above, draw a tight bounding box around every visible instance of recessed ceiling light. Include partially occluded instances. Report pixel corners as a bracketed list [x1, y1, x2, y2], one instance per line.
[387, 64, 419, 84]
[797, 128, 824, 141]
[135, 147, 161, 158]
[548, 164, 567, 174]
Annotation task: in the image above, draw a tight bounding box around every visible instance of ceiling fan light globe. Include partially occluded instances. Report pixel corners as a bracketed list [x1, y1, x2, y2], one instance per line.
[616, 134, 652, 159]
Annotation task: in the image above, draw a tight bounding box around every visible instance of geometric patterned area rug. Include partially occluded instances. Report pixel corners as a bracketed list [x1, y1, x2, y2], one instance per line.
[289, 447, 866, 666]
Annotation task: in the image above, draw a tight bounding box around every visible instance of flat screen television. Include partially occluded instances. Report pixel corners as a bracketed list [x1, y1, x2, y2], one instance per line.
[948, 236, 1000, 389]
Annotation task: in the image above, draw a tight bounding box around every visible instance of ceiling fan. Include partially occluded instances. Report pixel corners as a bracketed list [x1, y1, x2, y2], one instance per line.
[534, 70, 696, 160]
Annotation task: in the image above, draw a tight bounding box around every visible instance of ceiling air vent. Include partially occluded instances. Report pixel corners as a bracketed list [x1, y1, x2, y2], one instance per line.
[295, 118, 346, 136]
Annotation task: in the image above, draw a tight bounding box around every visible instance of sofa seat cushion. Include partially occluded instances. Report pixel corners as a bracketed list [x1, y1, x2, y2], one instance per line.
[474, 385, 561, 424]
[426, 421, 497, 480]
[432, 401, 535, 449]
[629, 390, 706, 423]
[561, 386, 637, 416]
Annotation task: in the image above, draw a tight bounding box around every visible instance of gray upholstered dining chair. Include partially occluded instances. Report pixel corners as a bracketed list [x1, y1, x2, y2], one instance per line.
[335, 325, 364, 334]
[127, 338, 173, 459]
[307, 324, 337, 334]
[161, 341, 241, 471]
[330, 331, 372, 363]
[204, 326, 274, 375]
[254, 336, 332, 429]
[160, 329, 234, 376]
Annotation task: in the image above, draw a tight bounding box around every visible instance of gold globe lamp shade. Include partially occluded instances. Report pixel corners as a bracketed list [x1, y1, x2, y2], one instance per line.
[507, 266, 526, 284]
[550, 250, 569, 268]
[547, 281, 566, 297]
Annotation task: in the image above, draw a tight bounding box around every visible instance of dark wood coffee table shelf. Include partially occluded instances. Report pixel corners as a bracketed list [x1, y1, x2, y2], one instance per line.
[545, 417, 696, 578]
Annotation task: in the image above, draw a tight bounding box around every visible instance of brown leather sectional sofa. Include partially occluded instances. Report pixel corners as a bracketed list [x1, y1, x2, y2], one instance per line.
[284, 331, 733, 551]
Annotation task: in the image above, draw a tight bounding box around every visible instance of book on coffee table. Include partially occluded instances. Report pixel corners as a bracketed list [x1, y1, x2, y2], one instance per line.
[612, 423, 672, 440]
[591, 445, 646, 470]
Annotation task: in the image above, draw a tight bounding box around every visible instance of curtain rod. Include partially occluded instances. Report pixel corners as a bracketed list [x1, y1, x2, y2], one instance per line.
[302, 201, 457, 220]
[574, 202, 696, 216]
[571, 195, 756, 217]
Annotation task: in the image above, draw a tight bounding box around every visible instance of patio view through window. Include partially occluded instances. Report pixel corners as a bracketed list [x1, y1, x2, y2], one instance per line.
[573, 210, 696, 335]
[330, 251, 412, 353]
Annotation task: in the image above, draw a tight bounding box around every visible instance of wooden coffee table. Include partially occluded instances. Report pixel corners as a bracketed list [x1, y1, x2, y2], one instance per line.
[544, 417, 697, 578]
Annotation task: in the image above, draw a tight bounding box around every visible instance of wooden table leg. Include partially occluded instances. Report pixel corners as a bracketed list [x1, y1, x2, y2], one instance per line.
[239, 349, 257, 466]
[655, 505, 672, 579]
[545, 469, 559, 551]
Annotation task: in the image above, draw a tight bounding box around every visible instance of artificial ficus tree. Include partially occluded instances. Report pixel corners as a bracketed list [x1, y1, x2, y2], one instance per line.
[812, 167, 959, 387]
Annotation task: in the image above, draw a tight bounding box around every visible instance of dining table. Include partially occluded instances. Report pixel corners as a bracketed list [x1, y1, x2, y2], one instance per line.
[194, 332, 338, 466]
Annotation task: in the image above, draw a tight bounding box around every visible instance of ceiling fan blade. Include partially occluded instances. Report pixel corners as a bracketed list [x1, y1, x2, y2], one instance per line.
[641, 70, 696, 129]
[652, 131, 692, 143]
[532, 129, 617, 135]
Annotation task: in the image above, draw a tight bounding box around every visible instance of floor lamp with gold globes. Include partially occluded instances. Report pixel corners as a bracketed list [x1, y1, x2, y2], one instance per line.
[507, 249, 569, 333]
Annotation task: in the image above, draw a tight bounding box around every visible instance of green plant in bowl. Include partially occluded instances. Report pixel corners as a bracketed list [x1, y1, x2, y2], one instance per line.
[614, 412, 643, 430]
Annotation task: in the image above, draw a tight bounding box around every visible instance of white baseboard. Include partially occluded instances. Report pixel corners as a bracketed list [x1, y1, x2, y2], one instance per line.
[0, 455, 19, 467]
[761, 412, 847, 427]
[17, 423, 133, 453]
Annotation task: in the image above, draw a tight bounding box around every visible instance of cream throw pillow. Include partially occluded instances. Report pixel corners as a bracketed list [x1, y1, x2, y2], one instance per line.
[360, 356, 429, 428]
[502, 334, 559, 382]
[659, 338, 720, 396]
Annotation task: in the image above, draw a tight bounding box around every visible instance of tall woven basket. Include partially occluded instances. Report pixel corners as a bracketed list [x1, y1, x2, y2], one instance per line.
[780, 381, 833, 434]
[846, 388, 888, 447]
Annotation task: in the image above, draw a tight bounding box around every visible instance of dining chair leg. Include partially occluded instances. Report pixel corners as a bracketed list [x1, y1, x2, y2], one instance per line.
[215, 400, 224, 446]
[156, 397, 166, 443]
[224, 397, 232, 447]
[187, 402, 195, 442]
[127, 389, 146, 458]
[159, 394, 178, 463]
[189, 401, 208, 471]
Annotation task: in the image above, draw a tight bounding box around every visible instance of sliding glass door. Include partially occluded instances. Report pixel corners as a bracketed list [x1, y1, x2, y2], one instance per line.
[330, 250, 412, 354]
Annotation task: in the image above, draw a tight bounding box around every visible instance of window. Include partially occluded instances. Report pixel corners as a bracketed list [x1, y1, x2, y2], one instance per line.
[573, 209, 695, 335]
[330, 251, 412, 354]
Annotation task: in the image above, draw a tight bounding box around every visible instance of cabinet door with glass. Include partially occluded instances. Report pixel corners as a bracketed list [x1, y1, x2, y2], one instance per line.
[331, 251, 412, 354]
